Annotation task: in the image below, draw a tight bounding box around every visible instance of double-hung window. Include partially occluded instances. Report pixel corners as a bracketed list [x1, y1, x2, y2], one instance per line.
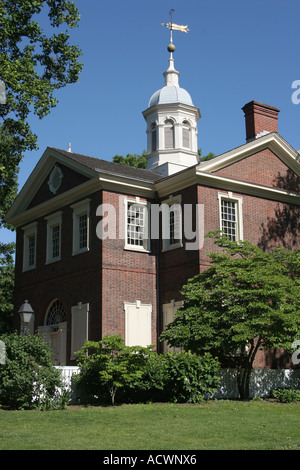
[45, 211, 62, 264]
[124, 197, 150, 252]
[22, 222, 37, 271]
[218, 192, 243, 242]
[71, 199, 91, 255]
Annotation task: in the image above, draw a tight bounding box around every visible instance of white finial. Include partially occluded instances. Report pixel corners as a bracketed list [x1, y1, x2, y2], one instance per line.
[68, 142, 72, 152]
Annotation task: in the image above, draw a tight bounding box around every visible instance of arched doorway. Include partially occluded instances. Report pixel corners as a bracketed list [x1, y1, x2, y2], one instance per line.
[38, 299, 67, 365]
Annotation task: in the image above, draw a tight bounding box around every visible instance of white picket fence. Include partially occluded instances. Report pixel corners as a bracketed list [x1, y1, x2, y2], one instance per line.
[55, 366, 80, 403]
[56, 366, 300, 403]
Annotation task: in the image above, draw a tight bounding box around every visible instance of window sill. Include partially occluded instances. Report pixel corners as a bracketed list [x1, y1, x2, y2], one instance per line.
[124, 245, 151, 254]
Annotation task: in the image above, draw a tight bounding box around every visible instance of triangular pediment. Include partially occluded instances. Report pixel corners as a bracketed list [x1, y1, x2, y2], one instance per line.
[5, 147, 99, 226]
[198, 133, 300, 192]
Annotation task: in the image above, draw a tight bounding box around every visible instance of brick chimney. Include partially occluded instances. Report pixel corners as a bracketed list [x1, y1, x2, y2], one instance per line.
[242, 101, 280, 141]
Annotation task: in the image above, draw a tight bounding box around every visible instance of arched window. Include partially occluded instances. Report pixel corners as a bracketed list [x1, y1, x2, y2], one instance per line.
[46, 300, 66, 326]
[182, 120, 191, 149]
[164, 119, 174, 149]
[151, 123, 157, 152]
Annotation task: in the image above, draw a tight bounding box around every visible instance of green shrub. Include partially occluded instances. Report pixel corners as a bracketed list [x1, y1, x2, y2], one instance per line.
[0, 332, 62, 409]
[75, 335, 221, 405]
[271, 388, 300, 403]
[75, 335, 153, 406]
[162, 351, 220, 403]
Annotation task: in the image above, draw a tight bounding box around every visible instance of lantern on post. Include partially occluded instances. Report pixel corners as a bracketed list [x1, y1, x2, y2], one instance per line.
[18, 300, 35, 335]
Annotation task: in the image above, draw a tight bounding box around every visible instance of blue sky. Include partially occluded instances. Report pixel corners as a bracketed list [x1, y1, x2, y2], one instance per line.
[2, 0, 300, 244]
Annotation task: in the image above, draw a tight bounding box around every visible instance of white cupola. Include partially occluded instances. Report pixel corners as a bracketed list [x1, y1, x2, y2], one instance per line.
[143, 42, 201, 176]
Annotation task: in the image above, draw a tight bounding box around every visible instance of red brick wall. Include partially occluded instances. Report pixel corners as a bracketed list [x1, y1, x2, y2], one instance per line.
[101, 190, 157, 345]
[213, 149, 300, 190]
[14, 190, 103, 363]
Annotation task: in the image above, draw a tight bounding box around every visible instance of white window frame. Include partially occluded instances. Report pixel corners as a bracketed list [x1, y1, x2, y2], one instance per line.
[71, 199, 91, 255]
[124, 197, 150, 252]
[218, 192, 243, 242]
[45, 211, 62, 264]
[161, 194, 183, 252]
[22, 222, 37, 271]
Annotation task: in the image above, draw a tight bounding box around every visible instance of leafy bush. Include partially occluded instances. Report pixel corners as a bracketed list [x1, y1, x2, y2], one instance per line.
[75, 335, 153, 405]
[75, 335, 221, 405]
[271, 388, 300, 403]
[0, 332, 62, 409]
[162, 351, 220, 403]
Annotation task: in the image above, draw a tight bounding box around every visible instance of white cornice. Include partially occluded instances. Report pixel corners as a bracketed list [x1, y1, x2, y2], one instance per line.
[6, 178, 100, 227]
[195, 170, 300, 205]
[5, 147, 97, 222]
[7, 173, 157, 228]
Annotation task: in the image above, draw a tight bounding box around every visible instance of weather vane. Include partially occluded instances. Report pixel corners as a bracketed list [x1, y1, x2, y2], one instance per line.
[161, 9, 190, 46]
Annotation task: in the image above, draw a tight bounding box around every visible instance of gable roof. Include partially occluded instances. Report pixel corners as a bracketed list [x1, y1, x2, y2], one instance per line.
[5, 147, 162, 227]
[198, 132, 300, 176]
[50, 148, 161, 183]
[5, 132, 300, 228]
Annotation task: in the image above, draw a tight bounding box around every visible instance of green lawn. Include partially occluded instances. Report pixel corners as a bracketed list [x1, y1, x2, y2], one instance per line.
[1, 401, 300, 450]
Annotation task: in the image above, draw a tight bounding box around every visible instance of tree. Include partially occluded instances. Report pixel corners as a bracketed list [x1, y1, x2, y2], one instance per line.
[198, 148, 215, 162]
[113, 151, 147, 169]
[76, 335, 152, 406]
[112, 150, 215, 169]
[0, 0, 82, 229]
[159, 233, 300, 399]
[0, 242, 15, 334]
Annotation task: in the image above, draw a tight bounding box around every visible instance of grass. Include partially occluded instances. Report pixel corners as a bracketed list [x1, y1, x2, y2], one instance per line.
[1, 400, 300, 450]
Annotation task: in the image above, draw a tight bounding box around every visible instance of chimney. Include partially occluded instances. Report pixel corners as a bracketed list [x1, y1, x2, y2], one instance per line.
[242, 101, 280, 142]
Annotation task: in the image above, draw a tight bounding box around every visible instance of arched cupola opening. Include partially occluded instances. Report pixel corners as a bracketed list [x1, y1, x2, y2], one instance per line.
[164, 119, 175, 149]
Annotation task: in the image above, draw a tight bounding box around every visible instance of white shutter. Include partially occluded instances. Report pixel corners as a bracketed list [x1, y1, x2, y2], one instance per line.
[124, 301, 152, 347]
[71, 304, 89, 359]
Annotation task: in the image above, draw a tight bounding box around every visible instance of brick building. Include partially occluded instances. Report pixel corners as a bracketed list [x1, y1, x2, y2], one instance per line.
[5, 46, 300, 366]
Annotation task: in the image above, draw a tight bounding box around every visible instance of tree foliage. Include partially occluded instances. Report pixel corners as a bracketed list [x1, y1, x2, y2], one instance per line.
[113, 151, 147, 169]
[198, 148, 215, 162]
[0, 0, 82, 228]
[159, 233, 300, 399]
[0, 331, 62, 409]
[0, 242, 15, 334]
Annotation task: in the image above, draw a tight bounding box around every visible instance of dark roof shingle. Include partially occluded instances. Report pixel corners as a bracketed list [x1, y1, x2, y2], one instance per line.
[50, 148, 161, 183]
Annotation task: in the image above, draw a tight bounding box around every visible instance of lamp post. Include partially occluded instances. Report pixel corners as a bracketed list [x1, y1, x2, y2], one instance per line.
[18, 300, 35, 335]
